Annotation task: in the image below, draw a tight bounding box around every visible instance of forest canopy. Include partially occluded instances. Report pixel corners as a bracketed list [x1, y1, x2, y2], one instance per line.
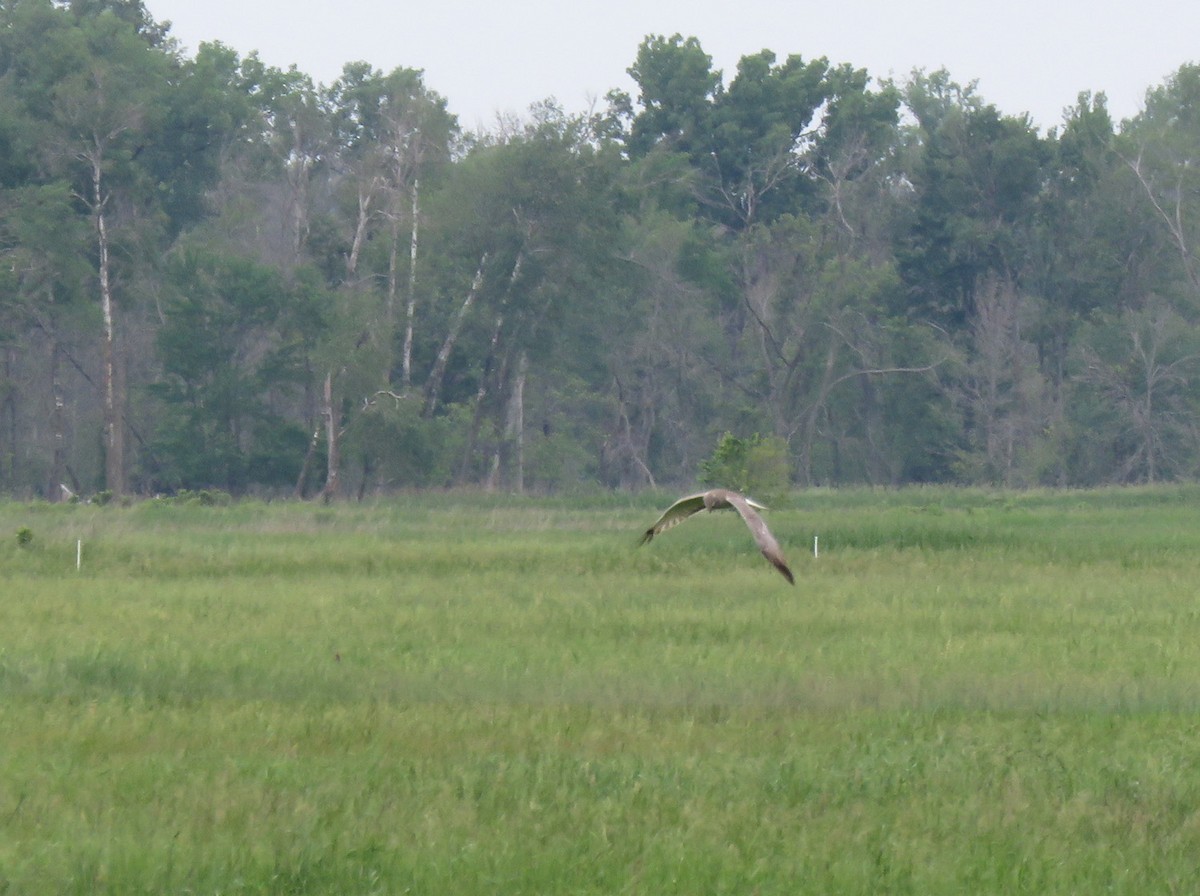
[2, 0, 1200, 499]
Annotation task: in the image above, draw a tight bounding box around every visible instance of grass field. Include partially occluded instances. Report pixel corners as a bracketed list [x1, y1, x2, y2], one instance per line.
[3, 487, 1200, 893]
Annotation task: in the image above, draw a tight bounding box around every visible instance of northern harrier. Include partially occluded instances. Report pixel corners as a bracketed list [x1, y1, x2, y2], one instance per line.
[639, 488, 794, 584]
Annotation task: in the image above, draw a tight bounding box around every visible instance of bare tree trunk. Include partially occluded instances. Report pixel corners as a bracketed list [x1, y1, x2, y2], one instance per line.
[382, 213, 402, 387]
[1127, 153, 1200, 295]
[458, 250, 526, 481]
[607, 376, 658, 489]
[460, 309, 506, 485]
[287, 142, 312, 263]
[402, 177, 420, 390]
[484, 446, 501, 492]
[93, 160, 125, 496]
[295, 424, 321, 498]
[345, 181, 376, 281]
[795, 341, 839, 485]
[293, 357, 320, 498]
[484, 350, 528, 491]
[320, 370, 340, 502]
[357, 451, 373, 501]
[484, 353, 527, 492]
[49, 339, 66, 502]
[510, 352, 527, 493]
[423, 253, 487, 416]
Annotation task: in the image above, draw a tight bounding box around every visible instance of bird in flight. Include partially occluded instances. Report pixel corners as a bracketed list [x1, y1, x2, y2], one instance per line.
[639, 488, 794, 584]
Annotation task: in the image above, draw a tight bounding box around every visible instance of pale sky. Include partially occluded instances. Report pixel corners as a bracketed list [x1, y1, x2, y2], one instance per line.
[145, 0, 1200, 134]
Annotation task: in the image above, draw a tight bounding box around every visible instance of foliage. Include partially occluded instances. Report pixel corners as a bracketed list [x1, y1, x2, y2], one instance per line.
[1, 6, 1200, 495]
[146, 248, 315, 493]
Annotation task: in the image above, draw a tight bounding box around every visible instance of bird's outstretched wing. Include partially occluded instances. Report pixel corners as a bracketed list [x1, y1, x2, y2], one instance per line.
[639, 493, 708, 544]
[726, 493, 795, 585]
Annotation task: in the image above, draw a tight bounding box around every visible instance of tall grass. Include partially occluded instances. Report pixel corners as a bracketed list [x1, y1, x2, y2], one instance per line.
[2, 488, 1200, 893]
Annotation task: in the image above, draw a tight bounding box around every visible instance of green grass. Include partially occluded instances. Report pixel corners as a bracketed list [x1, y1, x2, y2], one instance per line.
[3, 487, 1200, 893]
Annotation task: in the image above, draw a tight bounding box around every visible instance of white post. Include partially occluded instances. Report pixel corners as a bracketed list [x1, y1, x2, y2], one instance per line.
[76, 539, 82, 571]
[813, 535, 819, 559]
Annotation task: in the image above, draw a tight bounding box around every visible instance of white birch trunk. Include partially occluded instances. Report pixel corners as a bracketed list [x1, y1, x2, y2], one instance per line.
[345, 181, 376, 280]
[93, 155, 124, 496]
[402, 176, 420, 390]
[423, 253, 487, 416]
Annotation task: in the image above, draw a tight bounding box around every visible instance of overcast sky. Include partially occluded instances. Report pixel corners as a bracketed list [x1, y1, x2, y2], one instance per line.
[145, 0, 1200, 134]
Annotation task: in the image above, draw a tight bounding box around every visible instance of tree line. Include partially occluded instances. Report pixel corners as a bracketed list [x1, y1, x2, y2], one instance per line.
[2, 0, 1200, 499]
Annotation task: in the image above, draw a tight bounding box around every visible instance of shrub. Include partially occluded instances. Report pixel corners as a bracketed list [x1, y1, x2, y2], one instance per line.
[699, 432, 790, 502]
